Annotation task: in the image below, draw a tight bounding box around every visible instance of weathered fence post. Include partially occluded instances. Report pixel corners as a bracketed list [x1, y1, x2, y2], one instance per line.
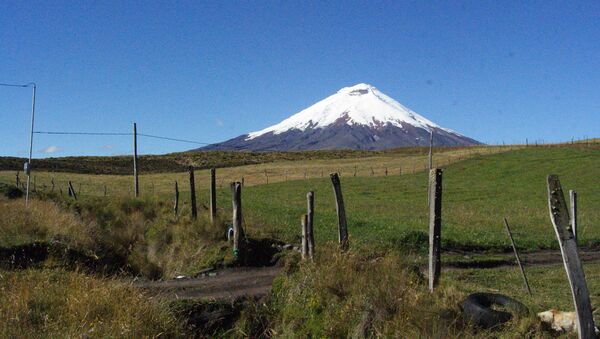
[68, 181, 77, 200]
[103, 184, 107, 196]
[570, 190, 578, 243]
[503, 218, 532, 296]
[15, 172, 19, 187]
[189, 166, 197, 219]
[330, 173, 349, 250]
[354, 165, 357, 177]
[133, 122, 139, 198]
[307, 191, 315, 259]
[301, 214, 308, 259]
[210, 168, 217, 223]
[547, 175, 595, 339]
[50, 178, 55, 193]
[231, 182, 245, 262]
[428, 169, 443, 292]
[264, 169, 269, 184]
[174, 181, 179, 215]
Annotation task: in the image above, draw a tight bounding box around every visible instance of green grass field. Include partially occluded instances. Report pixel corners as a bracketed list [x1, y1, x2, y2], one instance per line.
[233, 146, 600, 252]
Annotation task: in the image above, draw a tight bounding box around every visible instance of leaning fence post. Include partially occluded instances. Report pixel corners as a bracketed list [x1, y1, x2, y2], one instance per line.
[189, 166, 197, 219]
[210, 168, 217, 223]
[16, 172, 20, 187]
[428, 169, 443, 292]
[68, 181, 77, 200]
[548, 175, 595, 339]
[570, 190, 578, 243]
[503, 218, 532, 296]
[301, 214, 308, 259]
[307, 191, 315, 259]
[330, 173, 349, 250]
[231, 182, 245, 262]
[174, 181, 179, 215]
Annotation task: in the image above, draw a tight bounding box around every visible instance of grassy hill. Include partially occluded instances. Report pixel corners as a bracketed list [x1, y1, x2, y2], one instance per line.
[0, 146, 471, 174]
[234, 146, 600, 252]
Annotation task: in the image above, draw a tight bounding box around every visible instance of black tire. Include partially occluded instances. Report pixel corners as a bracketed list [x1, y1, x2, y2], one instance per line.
[461, 293, 528, 329]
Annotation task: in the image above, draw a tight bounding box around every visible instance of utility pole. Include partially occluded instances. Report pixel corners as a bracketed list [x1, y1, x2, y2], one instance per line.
[133, 122, 139, 197]
[24, 83, 36, 207]
[428, 129, 434, 171]
[0, 82, 36, 207]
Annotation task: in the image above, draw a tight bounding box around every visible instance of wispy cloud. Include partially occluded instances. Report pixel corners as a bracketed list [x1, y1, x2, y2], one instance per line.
[215, 118, 224, 127]
[39, 145, 62, 154]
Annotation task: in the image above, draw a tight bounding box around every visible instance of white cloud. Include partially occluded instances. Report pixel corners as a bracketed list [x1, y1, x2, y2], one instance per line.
[39, 145, 62, 154]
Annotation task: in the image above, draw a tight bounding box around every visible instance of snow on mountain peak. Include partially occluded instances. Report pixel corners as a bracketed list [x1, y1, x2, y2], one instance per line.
[246, 83, 453, 140]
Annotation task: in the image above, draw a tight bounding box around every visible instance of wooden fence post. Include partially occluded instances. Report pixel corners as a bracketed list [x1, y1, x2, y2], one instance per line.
[264, 169, 269, 184]
[51, 178, 55, 193]
[133, 122, 139, 198]
[307, 191, 315, 259]
[103, 184, 107, 196]
[548, 175, 595, 338]
[174, 181, 179, 215]
[68, 181, 77, 200]
[330, 173, 349, 250]
[189, 166, 197, 219]
[16, 172, 19, 187]
[301, 214, 308, 259]
[570, 190, 578, 243]
[231, 182, 245, 262]
[429, 169, 443, 292]
[210, 168, 217, 223]
[503, 218, 532, 296]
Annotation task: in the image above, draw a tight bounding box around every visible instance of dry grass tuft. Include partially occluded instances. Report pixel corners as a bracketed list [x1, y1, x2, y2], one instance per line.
[0, 269, 181, 338]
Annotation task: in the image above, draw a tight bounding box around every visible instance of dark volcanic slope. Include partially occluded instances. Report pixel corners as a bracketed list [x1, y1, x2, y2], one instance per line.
[201, 123, 480, 151]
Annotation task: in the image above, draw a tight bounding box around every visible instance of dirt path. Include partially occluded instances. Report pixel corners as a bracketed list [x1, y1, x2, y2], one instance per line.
[134, 249, 600, 301]
[135, 266, 282, 301]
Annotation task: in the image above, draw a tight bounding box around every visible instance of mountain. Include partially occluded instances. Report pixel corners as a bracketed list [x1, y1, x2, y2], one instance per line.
[201, 83, 480, 151]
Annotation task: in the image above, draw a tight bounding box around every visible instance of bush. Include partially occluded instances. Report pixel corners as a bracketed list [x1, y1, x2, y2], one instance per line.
[0, 183, 23, 199]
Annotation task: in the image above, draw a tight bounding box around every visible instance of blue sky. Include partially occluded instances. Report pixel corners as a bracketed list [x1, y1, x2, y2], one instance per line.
[1, 1, 598, 157]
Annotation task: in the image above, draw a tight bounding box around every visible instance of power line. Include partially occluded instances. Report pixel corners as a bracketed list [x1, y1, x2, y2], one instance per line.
[0, 83, 30, 88]
[34, 131, 131, 136]
[137, 133, 211, 145]
[33, 130, 211, 145]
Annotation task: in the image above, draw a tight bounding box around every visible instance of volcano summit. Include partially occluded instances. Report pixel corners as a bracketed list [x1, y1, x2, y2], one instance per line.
[202, 83, 480, 151]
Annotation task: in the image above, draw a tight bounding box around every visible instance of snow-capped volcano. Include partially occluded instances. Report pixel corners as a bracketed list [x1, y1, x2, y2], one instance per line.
[201, 84, 479, 151]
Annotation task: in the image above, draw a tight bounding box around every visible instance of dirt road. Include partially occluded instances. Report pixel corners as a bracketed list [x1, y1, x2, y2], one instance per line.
[135, 266, 282, 301]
